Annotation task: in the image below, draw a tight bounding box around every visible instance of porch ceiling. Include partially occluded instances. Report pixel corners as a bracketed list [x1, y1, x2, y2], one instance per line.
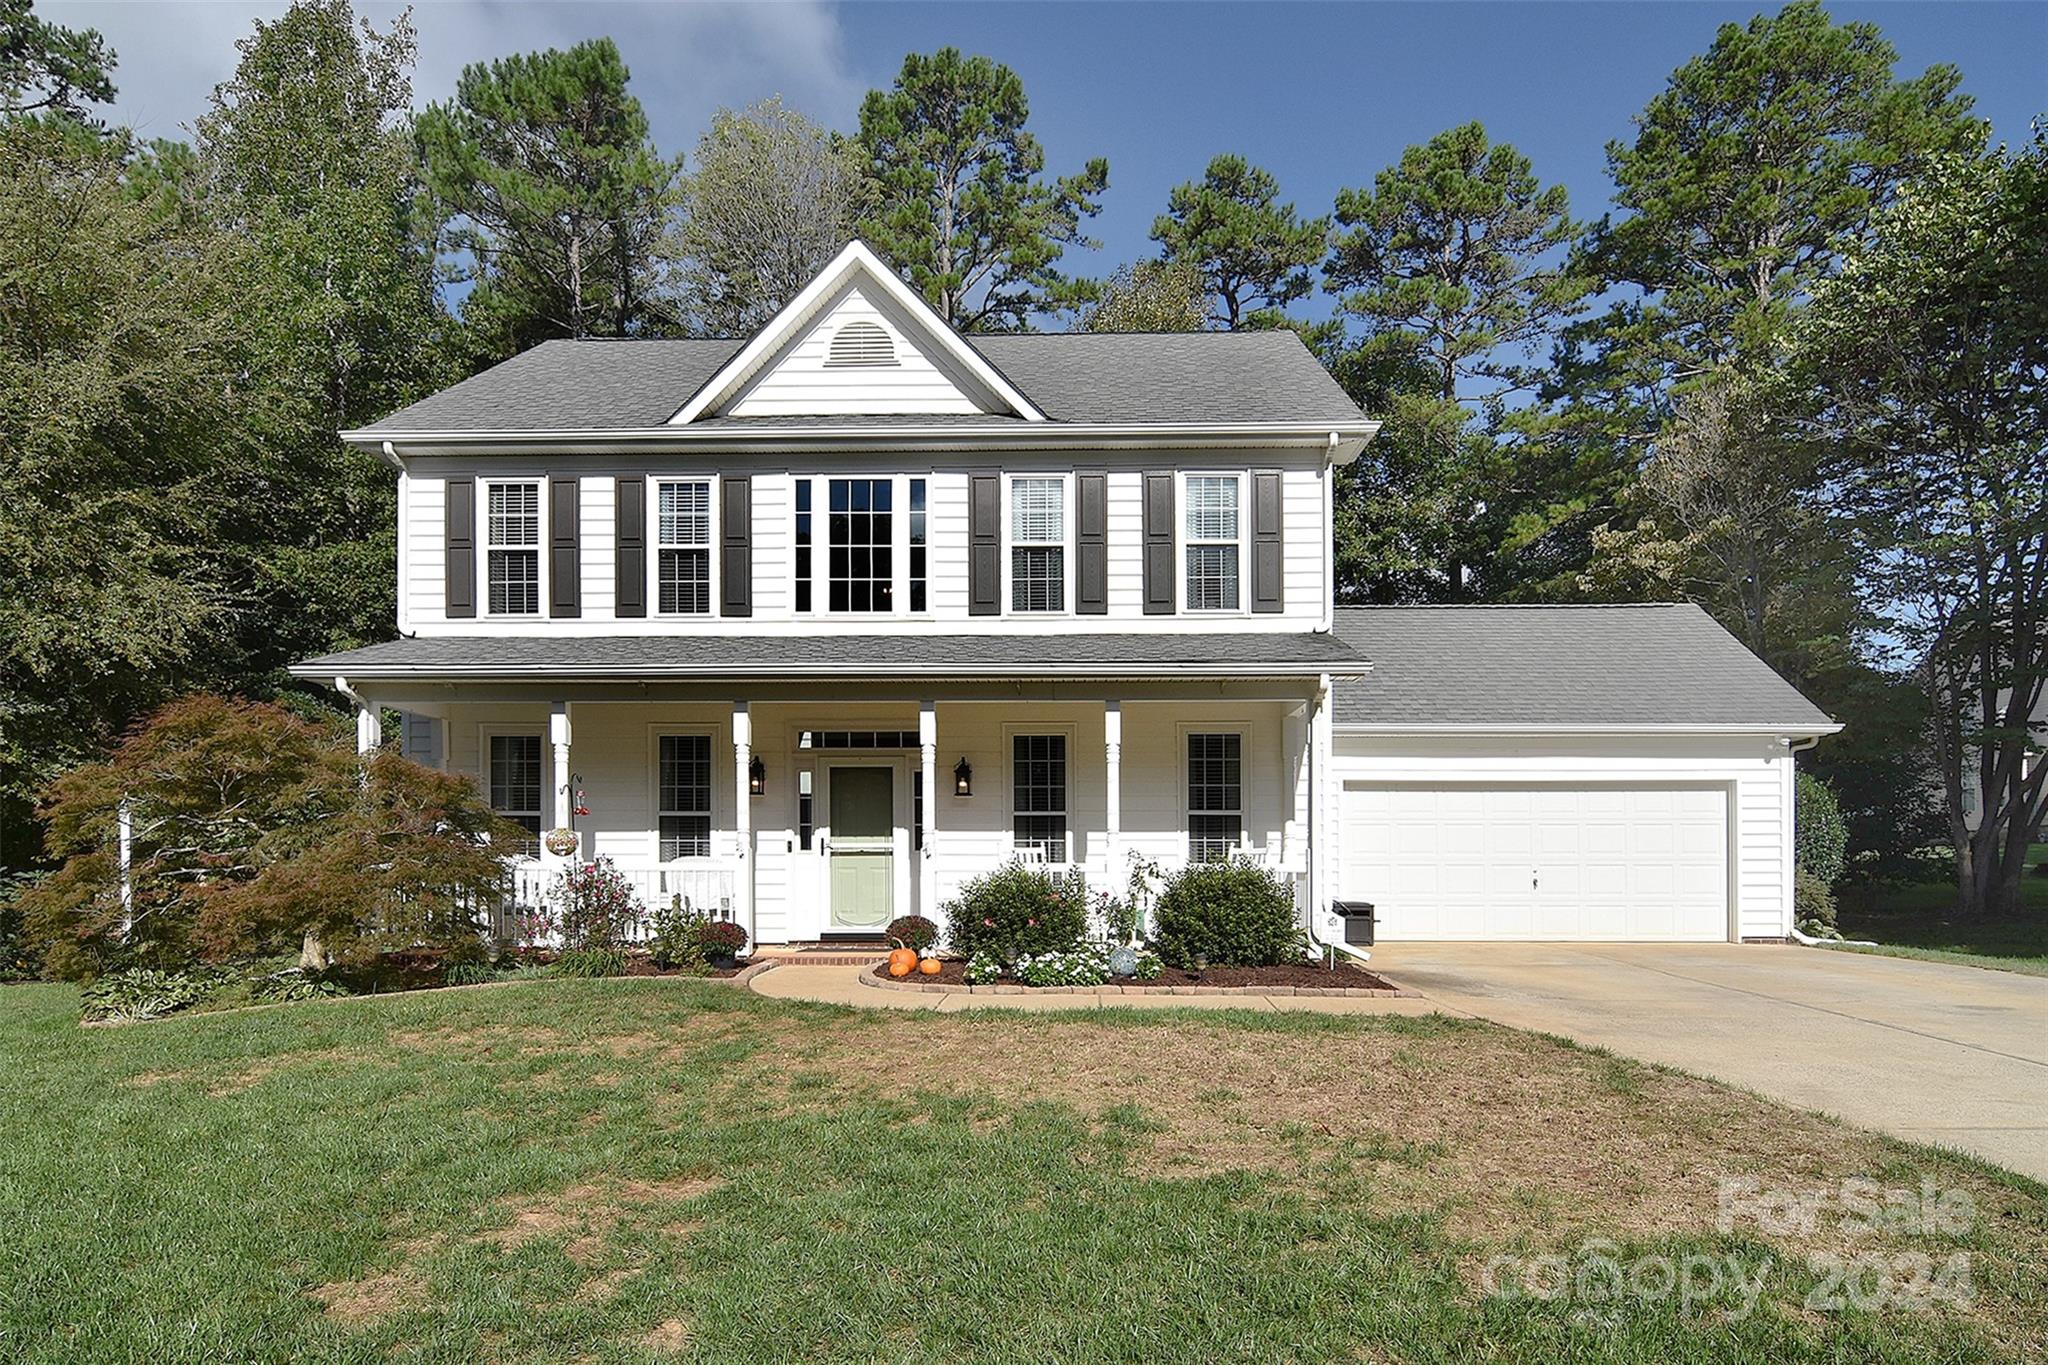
[289, 631, 1365, 683]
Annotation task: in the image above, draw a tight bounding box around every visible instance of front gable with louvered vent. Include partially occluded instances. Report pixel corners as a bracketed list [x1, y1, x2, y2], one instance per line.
[669, 241, 1044, 424]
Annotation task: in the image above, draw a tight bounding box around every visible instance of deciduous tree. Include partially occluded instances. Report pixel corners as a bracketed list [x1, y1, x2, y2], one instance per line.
[678, 97, 875, 336]
[1080, 258, 1207, 333]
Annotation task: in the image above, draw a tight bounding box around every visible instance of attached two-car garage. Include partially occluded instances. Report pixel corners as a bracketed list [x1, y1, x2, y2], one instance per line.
[1326, 605, 1839, 944]
[1338, 783, 1730, 941]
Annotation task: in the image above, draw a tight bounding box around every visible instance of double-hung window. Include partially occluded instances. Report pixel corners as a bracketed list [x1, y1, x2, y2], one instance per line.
[485, 481, 541, 615]
[656, 479, 712, 614]
[1009, 476, 1065, 613]
[1012, 733, 1068, 861]
[488, 734, 543, 855]
[658, 734, 712, 859]
[1186, 732, 1243, 861]
[1183, 475, 1242, 612]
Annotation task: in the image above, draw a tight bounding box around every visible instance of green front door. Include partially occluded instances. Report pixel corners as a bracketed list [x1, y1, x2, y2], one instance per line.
[828, 765, 895, 931]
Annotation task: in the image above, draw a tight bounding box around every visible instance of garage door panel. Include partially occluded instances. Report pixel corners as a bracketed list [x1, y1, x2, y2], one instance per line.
[1341, 782, 1729, 942]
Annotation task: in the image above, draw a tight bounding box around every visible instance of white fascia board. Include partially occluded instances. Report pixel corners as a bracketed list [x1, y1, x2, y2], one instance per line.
[1335, 722, 1845, 737]
[666, 241, 1047, 424]
[288, 661, 1371, 682]
[342, 420, 1381, 457]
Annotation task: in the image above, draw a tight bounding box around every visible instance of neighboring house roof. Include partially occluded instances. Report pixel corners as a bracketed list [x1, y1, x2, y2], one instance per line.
[1332, 603, 1838, 732]
[349, 330, 1366, 436]
[290, 631, 1366, 681]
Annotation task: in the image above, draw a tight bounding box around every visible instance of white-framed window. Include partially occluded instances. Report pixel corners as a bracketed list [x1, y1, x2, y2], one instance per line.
[1185, 731, 1243, 861]
[654, 478, 713, 615]
[486, 731, 544, 856]
[1010, 731, 1069, 860]
[826, 476, 895, 613]
[657, 732, 713, 860]
[1182, 473, 1243, 612]
[484, 480, 542, 615]
[1008, 474, 1067, 613]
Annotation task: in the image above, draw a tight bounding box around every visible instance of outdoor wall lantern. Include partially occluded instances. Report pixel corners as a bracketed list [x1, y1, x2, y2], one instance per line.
[748, 755, 766, 797]
[953, 757, 973, 797]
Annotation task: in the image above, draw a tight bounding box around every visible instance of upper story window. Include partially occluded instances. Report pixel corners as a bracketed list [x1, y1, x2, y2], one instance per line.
[485, 481, 541, 615]
[656, 479, 713, 614]
[909, 478, 928, 613]
[825, 321, 897, 367]
[1184, 475, 1242, 612]
[1010, 476, 1066, 613]
[827, 477, 893, 612]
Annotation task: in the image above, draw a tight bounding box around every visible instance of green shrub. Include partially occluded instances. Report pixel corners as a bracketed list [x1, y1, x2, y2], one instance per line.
[944, 862, 1088, 963]
[79, 967, 224, 1023]
[1152, 859, 1304, 968]
[646, 899, 709, 973]
[885, 915, 938, 953]
[1795, 773, 1849, 886]
[553, 947, 628, 978]
[1794, 869, 1840, 938]
[698, 919, 748, 959]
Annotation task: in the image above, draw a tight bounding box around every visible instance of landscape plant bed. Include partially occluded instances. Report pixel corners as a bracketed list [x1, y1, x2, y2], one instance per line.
[865, 958, 1405, 995]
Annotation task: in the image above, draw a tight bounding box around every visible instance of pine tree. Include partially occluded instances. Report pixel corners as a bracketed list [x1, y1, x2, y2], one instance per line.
[1152, 154, 1326, 329]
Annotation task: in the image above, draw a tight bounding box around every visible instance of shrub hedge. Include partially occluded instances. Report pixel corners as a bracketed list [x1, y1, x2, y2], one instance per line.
[1151, 860, 1304, 968]
[945, 862, 1087, 962]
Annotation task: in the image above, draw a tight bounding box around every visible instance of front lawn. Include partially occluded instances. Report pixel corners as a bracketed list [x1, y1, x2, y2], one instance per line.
[1, 979, 2041, 1363]
[1837, 871, 2048, 976]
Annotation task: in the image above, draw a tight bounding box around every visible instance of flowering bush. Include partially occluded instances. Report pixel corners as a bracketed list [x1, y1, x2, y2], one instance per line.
[944, 861, 1087, 963]
[554, 858, 642, 951]
[509, 903, 557, 953]
[964, 948, 1005, 985]
[646, 899, 708, 972]
[1016, 945, 1110, 987]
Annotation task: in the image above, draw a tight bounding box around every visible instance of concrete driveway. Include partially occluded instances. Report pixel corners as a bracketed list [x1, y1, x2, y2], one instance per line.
[1370, 942, 2048, 1182]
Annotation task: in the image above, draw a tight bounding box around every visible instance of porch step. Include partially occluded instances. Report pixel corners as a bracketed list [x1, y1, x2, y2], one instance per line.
[753, 945, 889, 966]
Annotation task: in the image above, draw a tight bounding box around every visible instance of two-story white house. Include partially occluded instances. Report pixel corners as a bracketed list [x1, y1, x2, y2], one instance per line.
[292, 242, 1838, 949]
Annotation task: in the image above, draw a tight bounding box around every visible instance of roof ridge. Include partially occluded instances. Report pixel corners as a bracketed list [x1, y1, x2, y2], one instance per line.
[1334, 602, 1691, 611]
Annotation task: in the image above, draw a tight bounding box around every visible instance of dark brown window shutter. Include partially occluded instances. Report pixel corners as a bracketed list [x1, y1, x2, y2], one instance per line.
[969, 471, 1000, 616]
[549, 476, 580, 618]
[444, 478, 475, 619]
[720, 474, 752, 617]
[614, 477, 645, 618]
[1142, 471, 1175, 615]
[1252, 470, 1284, 613]
[1076, 470, 1108, 614]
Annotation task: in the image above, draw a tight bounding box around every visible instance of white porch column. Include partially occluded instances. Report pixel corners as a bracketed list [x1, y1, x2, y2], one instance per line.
[356, 707, 382, 755]
[1307, 674, 1334, 937]
[733, 702, 754, 946]
[1103, 700, 1122, 889]
[549, 702, 573, 834]
[919, 700, 938, 918]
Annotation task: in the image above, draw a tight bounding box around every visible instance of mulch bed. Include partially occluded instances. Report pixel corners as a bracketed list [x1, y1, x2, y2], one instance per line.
[868, 959, 1400, 994]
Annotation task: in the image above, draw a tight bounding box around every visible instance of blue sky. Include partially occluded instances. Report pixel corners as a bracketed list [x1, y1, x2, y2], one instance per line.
[59, 1, 2046, 319]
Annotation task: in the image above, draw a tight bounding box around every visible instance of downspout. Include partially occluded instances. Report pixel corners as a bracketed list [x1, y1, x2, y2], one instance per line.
[1780, 734, 1877, 948]
[1303, 673, 1374, 967]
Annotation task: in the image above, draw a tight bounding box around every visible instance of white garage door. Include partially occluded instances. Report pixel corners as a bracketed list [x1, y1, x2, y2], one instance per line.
[1339, 784, 1730, 941]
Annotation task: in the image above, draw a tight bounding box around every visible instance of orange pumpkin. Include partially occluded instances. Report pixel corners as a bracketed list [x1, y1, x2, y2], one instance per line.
[918, 956, 942, 976]
[887, 947, 917, 977]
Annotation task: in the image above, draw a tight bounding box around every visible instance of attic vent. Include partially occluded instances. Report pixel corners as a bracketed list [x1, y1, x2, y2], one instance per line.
[826, 321, 897, 367]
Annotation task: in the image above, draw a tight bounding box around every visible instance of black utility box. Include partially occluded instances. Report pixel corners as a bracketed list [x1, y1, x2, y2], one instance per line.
[1332, 900, 1376, 946]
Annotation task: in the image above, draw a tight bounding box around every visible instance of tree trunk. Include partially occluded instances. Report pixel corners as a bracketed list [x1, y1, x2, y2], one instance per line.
[299, 929, 330, 972]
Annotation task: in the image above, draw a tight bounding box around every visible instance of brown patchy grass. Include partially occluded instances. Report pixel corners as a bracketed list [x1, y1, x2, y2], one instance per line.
[309, 1269, 425, 1326]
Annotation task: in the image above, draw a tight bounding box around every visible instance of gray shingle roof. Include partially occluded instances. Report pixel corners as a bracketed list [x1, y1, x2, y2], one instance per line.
[291, 631, 1363, 679]
[353, 330, 1364, 435]
[1332, 604, 1835, 730]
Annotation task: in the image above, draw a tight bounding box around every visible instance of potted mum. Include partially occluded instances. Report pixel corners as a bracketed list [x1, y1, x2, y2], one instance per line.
[698, 918, 748, 969]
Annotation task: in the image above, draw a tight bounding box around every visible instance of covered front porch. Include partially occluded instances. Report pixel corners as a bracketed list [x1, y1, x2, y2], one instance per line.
[354, 681, 1336, 948]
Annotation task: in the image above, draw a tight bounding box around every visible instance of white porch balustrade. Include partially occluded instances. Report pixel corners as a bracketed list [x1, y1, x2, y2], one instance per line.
[488, 857, 742, 944]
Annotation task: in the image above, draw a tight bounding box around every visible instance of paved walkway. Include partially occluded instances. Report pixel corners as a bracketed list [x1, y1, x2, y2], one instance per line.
[750, 944, 2048, 1181]
[747, 962, 1440, 1015]
[1369, 942, 2048, 1182]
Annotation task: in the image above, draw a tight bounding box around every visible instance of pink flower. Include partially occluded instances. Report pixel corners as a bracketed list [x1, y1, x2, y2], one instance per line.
[983, 917, 996, 927]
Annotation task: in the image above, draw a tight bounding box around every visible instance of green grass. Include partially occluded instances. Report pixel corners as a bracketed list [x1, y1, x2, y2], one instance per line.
[1836, 868, 2048, 976]
[0, 978, 2041, 1363]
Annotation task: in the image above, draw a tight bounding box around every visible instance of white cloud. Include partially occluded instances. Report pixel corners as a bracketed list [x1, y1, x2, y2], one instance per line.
[47, 0, 867, 153]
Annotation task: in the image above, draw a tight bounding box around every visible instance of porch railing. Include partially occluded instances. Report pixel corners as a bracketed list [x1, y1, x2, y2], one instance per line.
[488, 858, 740, 944]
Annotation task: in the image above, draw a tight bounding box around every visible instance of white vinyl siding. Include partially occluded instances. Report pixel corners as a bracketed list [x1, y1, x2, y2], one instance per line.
[724, 284, 987, 416]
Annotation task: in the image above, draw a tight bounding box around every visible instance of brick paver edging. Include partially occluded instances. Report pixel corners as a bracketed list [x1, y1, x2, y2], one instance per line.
[855, 966, 1411, 998]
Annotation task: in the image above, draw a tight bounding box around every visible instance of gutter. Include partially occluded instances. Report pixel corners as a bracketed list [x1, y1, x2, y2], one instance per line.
[343, 420, 1381, 461]
[1335, 722, 1845, 737]
[287, 660, 1373, 684]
